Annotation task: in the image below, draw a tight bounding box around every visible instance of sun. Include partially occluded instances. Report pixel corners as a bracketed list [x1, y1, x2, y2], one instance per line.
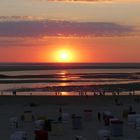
[55, 49, 73, 62]
[58, 50, 71, 62]
[60, 51, 69, 60]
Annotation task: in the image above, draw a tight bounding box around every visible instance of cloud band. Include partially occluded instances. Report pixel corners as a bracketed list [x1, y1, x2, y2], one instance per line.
[0, 19, 136, 38]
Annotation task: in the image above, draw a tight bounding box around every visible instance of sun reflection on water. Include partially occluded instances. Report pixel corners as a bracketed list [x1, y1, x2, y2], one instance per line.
[59, 71, 68, 80]
[59, 82, 69, 86]
[61, 92, 69, 96]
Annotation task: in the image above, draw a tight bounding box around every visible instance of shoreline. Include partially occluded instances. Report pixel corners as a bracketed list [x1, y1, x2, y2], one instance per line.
[2, 82, 140, 93]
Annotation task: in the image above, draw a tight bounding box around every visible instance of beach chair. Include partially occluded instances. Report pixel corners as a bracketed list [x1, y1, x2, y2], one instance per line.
[37, 116, 47, 121]
[35, 130, 48, 140]
[61, 112, 70, 123]
[51, 121, 64, 135]
[10, 131, 27, 140]
[44, 119, 53, 131]
[110, 119, 123, 136]
[135, 118, 140, 129]
[97, 129, 110, 140]
[9, 117, 18, 128]
[104, 116, 114, 126]
[35, 120, 45, 130]
[128, 114, 137, 126]
[128, 114, 140, 127]
[23, 111, 34, 122]
[84, 109, 93, 122]
[72, 116, 82, 129]
[103, 111, 112, 120]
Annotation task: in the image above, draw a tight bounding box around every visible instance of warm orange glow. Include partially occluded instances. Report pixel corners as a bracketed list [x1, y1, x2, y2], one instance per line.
[60, 51, 69, 60]
[54, 49, 74, 62]
[59, 71, 67, 75]
[58, 50, 70, 62]
[61, 92, 69, 96]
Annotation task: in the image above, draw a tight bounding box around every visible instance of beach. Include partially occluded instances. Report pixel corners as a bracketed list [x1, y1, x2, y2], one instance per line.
[1, 95, 140, 140]
[1, 0, 140, 138]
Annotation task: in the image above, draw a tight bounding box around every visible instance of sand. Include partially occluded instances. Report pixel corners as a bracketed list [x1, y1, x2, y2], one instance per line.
[1, 95, 140, 140]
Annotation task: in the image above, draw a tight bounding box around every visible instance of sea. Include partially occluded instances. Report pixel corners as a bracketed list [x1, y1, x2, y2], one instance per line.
[0, 63, 140, 96]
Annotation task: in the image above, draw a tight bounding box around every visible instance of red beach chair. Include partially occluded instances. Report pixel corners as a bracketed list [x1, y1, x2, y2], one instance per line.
[35, 130, 48, 140]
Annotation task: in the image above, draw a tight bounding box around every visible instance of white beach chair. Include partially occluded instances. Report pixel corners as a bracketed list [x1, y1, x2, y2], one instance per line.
[10, 131, 27, 140]
[128, 114, 136, 125]
[97, 129, 110, 140]
[128, 114, 140, 127]
[135, 118, 140, 129]
[103, 111, 112, 120]
[9, 117, 18, 128]
[61, 113, 70, 123]
[34, 120, 45, 130]
[110, 119, 123, 136]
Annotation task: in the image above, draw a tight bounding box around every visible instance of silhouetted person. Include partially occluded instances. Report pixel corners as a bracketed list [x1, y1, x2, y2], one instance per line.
[98, 112, 101, 122]
[59, 106, 62, 113]
[75, 136, 83, 140]
[115, 98, 118, 105]
[105, 136, 110, 140]
[58, 106, 62, 121]
[129, 105, 133, 112]
[13, 91, 16, 96]
[58, 116, 62, 122]
[75, 137, 79, 140]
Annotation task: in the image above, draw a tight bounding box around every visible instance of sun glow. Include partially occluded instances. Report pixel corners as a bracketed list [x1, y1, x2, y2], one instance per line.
[60, 51, 69, 60]
[55, 49, 74, 62]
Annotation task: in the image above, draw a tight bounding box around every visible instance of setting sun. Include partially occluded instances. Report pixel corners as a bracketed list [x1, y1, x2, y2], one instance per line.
[60, 51, 69, 60]
[54, 49, 74, 62]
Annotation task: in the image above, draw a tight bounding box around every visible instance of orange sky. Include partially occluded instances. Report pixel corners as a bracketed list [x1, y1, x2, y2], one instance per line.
[0, 36, 140, 63]
[0, 0, 140, 63]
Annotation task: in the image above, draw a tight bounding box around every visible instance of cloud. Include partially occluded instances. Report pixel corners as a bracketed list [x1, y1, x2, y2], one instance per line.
[0, 37, 51, 47]
[0, 16, 46, 21]
[0, 19, 136, 38]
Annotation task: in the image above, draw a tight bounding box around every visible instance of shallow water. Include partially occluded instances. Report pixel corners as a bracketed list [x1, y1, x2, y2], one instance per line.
[0, 63, 140, 95]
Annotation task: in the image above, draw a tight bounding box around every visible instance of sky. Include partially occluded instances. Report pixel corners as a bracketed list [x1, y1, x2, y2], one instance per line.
[0, 0, 140, 63]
